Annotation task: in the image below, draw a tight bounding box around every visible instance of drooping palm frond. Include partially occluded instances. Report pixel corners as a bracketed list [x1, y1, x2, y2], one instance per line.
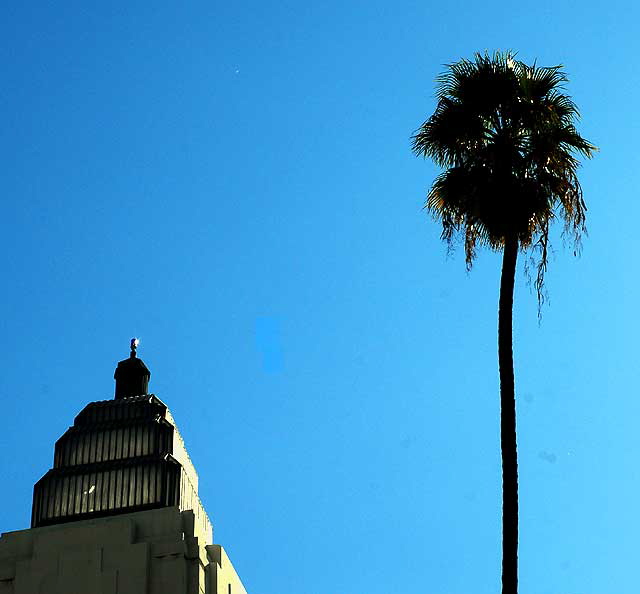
[411, 51, 596, 305]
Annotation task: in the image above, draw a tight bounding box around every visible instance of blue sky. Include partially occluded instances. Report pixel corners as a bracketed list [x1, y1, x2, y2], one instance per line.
[0, 1, 635, 592]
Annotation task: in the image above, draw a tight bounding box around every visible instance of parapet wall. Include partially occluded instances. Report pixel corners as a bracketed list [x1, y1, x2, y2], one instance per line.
[0, 507, 245, 594]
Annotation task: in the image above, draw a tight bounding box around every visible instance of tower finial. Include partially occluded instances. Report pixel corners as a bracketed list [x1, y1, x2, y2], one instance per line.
[114, 338, 150, 399]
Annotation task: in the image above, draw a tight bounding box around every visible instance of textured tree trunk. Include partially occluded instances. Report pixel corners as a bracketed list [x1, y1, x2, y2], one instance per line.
[499, 234, 519, 594]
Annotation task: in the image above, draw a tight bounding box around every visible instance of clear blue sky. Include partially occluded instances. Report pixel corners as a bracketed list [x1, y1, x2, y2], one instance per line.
[0, 2, 634, 593]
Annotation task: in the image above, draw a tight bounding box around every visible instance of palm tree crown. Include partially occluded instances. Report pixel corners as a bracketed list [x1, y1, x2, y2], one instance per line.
[412, 52, 595, 301]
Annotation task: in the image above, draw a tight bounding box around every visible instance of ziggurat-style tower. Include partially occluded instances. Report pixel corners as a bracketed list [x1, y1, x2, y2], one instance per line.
[0, 340, 247, 594]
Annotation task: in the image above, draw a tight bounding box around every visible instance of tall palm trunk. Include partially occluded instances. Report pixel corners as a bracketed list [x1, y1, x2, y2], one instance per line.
[499, 233, 519, 594]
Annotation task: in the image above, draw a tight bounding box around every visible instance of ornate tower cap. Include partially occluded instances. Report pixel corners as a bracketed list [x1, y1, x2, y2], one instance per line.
[114, 338, 150, 399]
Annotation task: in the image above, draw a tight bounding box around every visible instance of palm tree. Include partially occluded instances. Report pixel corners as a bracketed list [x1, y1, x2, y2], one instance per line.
[411, 52, 595, 594]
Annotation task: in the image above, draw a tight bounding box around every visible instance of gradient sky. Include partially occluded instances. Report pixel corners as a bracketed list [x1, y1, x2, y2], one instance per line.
[0, 2, 636, 593]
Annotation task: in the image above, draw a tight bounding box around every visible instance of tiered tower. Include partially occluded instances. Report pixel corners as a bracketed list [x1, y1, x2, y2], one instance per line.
[0, 341, 247, 594]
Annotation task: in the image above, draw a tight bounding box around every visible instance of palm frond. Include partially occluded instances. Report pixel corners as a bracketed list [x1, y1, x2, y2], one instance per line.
[412, 51, 595, 305]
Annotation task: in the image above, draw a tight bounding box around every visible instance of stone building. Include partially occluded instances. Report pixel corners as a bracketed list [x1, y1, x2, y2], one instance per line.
[0, 342, 247, 594]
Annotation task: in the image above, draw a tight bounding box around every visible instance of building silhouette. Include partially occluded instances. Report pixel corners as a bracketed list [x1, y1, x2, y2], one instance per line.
[0, 341, 247, 593]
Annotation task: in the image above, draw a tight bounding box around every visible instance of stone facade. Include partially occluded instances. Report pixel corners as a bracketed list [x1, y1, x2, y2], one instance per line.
[0, 507, 247, 594]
